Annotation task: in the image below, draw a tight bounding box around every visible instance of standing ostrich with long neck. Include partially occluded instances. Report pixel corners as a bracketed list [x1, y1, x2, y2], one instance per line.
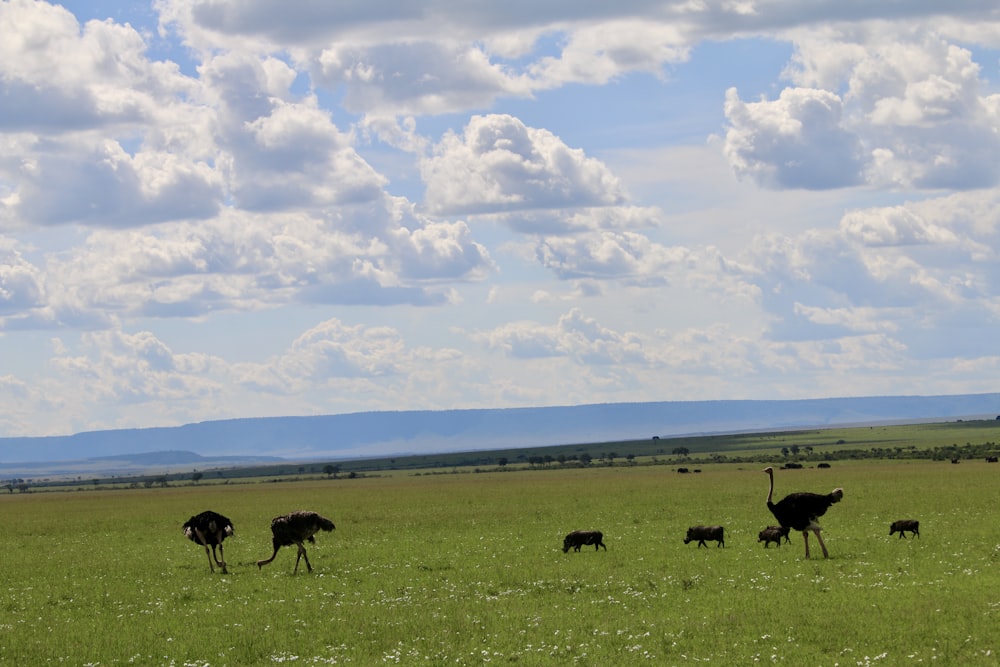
[256, 511, 335, 574]
[763, 467, 843, 559]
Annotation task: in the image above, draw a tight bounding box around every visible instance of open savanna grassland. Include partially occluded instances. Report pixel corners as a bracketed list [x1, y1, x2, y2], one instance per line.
[2, 460, 998, 665]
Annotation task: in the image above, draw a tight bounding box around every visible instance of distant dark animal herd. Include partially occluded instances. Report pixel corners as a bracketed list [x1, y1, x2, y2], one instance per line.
[185, 466, 928, 573]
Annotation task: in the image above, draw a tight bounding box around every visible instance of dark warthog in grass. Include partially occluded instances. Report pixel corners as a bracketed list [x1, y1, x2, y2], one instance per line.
[758, 525, 790, 548]
[684, 525, 724, 548]
[562, 530, 607, 553]
[767, 524, 790, 544]
[889, 519, 920, 539]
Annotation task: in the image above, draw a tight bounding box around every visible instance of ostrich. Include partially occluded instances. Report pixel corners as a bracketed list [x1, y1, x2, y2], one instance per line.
[256, 511, 335, 574]
[763, 467, 843, 559]
[183, 510, 234, 574]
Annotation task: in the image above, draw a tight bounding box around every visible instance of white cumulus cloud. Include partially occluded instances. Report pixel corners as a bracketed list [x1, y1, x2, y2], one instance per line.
[423, 114, 627, 215]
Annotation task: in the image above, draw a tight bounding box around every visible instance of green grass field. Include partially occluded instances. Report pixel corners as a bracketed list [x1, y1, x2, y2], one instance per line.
[2, 460, 998, 665]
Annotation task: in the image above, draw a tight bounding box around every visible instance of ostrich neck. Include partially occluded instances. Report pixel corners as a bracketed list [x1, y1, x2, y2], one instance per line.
[766, 470, 775, 505]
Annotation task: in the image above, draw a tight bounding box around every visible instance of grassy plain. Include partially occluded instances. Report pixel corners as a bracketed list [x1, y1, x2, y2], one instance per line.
[2, 460, 998, 665]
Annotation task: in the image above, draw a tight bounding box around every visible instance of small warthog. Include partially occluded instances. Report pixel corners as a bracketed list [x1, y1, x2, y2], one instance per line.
[563, 530, 607, 553]
[768, 525, 791, 544]
[684, 525, 724, 548]
[889, 519, 920, 539]
[758, 525, 790, 548]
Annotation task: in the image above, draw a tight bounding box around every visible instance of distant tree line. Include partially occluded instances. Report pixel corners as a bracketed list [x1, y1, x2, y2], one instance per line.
[7, 433, 999, 493]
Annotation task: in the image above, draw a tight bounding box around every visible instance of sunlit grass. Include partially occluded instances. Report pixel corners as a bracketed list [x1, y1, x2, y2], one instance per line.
[1, 461, 998, 663]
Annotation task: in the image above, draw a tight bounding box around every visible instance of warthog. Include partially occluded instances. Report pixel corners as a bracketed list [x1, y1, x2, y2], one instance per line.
[889, 519, 920, 539]
[769, 525, 791, 544]
[758, 525, 790, 548]
[684, 525, 724, 548]
[562, 530, 607, 553]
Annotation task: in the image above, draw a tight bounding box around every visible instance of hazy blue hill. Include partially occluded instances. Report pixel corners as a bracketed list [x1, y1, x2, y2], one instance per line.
[1, 393, 998, 472]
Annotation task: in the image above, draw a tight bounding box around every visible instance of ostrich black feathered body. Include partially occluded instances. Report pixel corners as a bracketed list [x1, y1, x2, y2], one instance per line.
[268, 510, 335, 548]
[767, 491, 842, 531]
[183, 510, 234, 546]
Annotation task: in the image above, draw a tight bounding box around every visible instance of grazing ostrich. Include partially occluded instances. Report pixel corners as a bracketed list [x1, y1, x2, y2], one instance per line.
[183, 510, 234, 574]
[763, 467, 843, 559]
[256, 511, 335, 573]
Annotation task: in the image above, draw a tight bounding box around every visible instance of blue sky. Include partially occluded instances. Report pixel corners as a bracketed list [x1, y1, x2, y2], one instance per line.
[2, 0, 1000, 439]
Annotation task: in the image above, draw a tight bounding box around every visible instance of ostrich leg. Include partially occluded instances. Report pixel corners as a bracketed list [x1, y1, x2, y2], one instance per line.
[813, 529, 830, 558]
[256, 548, 280, 569]
[215, 543, 228, 574]
[294, 543, 313, 574]
[802, 531, 811, 559]
[194, 528, 215, 573]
